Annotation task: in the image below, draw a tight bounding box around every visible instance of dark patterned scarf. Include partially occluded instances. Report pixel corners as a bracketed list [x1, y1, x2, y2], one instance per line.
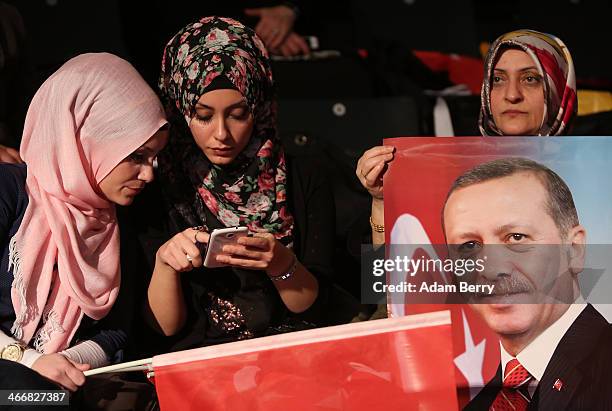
[479, 29, 577, 136]
[158, 16, 293, 244]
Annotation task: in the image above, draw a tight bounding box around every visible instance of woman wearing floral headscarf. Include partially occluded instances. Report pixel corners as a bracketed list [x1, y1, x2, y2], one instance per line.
[479, 29, 577, 137]
[356, 29, 578, 244]
[146, 17, 333, 348]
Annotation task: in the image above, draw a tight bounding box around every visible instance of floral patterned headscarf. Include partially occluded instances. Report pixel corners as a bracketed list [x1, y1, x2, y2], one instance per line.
[158, 16, 293, 244]
[479, 29, 577, 136]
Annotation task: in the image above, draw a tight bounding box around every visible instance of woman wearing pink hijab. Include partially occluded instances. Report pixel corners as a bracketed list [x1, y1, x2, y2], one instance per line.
[0, 52, 167, 400]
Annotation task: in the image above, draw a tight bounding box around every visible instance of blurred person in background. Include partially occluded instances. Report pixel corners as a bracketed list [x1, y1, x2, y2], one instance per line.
[120, 1, 310, 88]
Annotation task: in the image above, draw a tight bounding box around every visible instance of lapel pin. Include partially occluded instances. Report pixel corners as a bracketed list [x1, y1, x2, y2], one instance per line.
[553, 379, 563, 391]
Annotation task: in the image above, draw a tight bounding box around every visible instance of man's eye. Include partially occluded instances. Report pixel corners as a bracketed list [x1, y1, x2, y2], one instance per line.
[457, 241, 482, 253]
[506, 233, 532, 252]
[508, 233, 527, 242]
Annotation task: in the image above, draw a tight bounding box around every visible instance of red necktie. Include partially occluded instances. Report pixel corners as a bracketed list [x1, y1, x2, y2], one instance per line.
[490, 358, 533, 411]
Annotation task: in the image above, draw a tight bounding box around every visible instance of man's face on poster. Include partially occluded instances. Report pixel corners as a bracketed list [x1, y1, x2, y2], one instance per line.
[443, 171, 585, 338]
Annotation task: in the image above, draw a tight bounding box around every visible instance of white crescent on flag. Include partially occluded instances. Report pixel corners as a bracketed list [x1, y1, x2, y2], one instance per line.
[390, 213, 489, 399]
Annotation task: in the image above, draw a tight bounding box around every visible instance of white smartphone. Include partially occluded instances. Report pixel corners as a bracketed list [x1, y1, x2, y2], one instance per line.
[203, 226, 249, 268]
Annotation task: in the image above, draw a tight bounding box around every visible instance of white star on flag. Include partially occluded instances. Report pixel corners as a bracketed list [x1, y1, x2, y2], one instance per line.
[453, 308, 486, 400]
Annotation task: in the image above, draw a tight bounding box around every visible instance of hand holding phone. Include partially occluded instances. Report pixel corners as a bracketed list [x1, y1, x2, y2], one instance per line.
[156, 227, 210, 272]
[203, 226, 249, 268]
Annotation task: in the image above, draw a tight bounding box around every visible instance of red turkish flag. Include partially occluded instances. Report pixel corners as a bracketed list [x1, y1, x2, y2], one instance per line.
[383, 137, 522, 406]
[152, 312, 457, 411]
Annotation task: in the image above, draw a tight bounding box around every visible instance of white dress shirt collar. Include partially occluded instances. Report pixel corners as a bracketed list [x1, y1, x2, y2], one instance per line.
[499, 301, 587, 394]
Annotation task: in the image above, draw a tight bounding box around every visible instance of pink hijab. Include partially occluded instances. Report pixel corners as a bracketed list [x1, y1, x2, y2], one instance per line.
[9, 53, 166, 353]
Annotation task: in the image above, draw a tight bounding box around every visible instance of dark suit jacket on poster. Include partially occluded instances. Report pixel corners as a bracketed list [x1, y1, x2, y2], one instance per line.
[464, 304, 612, 411]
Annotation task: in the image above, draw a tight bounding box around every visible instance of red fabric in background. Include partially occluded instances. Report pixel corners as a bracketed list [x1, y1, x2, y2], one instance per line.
[153, 314, 457, 411]
[414, 51, 484, 94]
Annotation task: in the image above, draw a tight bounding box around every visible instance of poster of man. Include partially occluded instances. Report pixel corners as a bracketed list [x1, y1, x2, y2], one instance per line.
[382, 136, 612, 409]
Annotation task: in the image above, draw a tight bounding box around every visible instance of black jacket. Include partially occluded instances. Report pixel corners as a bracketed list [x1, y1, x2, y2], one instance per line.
[464, 304, 612, 411]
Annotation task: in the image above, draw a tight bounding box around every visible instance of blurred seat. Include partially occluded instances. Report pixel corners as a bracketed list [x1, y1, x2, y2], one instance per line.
[272, 55, 374, 99]
[351, 0, 480, 57]
[278, 96, 421, 164]
[278, 96, 421, 297]
[6, 0, 129, 85]
[578, 90, 612, 116]
[439, 95, 481, 136]
[572, 111, 612, 136]
[0, 2, 33, 147]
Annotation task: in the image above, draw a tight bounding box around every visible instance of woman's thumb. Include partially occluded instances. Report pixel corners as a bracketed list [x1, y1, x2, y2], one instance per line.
[69, 360, 91, 371]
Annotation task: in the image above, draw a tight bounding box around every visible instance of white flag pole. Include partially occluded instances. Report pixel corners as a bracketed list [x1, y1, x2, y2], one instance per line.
[84, 357, 153, 377]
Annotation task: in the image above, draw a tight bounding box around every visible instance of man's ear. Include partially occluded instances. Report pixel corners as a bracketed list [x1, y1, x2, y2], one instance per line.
[567, 224, 586, 276]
